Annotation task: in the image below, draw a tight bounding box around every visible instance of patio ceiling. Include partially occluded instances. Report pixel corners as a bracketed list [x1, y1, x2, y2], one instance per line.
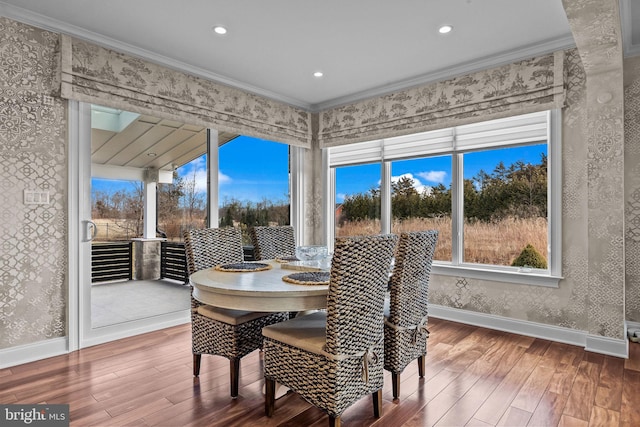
[90, 106, 238, 171]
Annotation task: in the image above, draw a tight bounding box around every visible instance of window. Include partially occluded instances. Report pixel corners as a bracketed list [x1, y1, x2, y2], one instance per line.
[335, 163, 381, 237]
[218, 136, 291, 244]
[389, 155, 452, 262]
[327, 110, 561, 287]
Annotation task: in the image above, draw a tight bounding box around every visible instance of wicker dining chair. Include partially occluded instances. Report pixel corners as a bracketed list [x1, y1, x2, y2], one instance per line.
[183, 227, 289, 398]
[249, 225, 296, 260]
[263, 234, 398, 427]
[384, 230, 438, 400]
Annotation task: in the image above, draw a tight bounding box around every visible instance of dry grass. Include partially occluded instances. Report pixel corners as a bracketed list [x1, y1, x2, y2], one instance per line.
[92, 218, 138, 241]
[337, 216, 548, 266]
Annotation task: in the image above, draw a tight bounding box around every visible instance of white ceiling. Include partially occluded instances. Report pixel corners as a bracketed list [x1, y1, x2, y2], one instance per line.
[0, 0, 587, 111]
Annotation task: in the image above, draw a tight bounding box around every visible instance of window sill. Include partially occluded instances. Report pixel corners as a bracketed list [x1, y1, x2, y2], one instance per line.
[432, 264, 562, 288]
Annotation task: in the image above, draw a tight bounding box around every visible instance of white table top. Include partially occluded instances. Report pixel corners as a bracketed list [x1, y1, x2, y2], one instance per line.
[190, 260, 329, 312]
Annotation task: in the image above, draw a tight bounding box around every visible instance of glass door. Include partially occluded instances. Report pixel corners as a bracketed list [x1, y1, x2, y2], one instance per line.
[72, 102, 192, 349]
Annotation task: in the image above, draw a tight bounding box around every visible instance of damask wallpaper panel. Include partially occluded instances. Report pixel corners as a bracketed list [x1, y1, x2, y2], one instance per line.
[624, 55, 640, 322]
[0, 17, 67, 348]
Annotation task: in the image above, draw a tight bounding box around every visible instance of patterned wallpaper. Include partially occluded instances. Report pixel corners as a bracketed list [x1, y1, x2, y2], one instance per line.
[624, 55, 640, 322]
[0, 17, 67, 348]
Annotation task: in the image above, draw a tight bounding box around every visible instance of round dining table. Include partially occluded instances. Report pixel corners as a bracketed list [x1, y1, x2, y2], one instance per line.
[189, 260, 329, 312]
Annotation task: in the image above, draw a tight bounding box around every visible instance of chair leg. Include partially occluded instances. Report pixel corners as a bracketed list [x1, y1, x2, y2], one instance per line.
[329, 415, 341, 427]
[230, 358, 240, 398]
[265, 378, 276, 417]
[372, 389, 382, 418]
[418, 355, 425, 378]
[193, 354, 201, 377]
[392, 372, 400, 400]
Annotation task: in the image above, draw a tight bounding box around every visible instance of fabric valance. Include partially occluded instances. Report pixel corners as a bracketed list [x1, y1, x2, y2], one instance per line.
[59, 35, 311, 148]
[319, 50, 566, 148]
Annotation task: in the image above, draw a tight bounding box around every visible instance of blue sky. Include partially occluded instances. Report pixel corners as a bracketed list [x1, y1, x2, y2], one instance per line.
[92, 136, 290, 205]
[93, 137, 545, 206]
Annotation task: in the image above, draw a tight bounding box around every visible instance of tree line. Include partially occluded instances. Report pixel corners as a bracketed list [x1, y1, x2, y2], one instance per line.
[338, 153, 547, 225]
[92, 171, 289, 240]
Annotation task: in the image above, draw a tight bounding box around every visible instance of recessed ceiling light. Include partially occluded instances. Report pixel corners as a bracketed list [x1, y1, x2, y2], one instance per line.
[438, 25, 453, 34]
[147, 152, 157, 157]
[213, 26, 227, 35]
[313, 71, 324, 78]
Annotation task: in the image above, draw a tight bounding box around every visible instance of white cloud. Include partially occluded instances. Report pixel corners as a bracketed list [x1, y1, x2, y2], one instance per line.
[193, 169, 208, 192]
[336, 193, 346, 203]
[218, 171, 232, 185]
[417, 170, 447, 183]
[391, 173, 431, 195]
[180, 169, 232, 193]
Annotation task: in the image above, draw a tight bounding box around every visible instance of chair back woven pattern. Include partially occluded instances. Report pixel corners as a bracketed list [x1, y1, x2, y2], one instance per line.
[384, 230, 438, 374]
[184, 227, 289, 362]
[183, 227, 244, 275]
[263, 234, 398, 418]
[325, 234, 399, 356]
[249, 225, 296, 260]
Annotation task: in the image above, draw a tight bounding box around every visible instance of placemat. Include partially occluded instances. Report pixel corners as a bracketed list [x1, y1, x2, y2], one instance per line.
[214, 262, 272, 272]
[275, 256, 299, 263]
[282, 271, 330, 285]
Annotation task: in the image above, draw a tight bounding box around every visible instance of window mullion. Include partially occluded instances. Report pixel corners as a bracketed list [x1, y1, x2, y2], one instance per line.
[451, 152, 464, 265]
[381, 161, 391, 235]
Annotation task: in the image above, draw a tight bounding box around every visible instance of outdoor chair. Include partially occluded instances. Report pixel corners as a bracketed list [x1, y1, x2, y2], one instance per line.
[263, 234, 398, 427]
[249, 225, 296, 260]
[183, 227, 289, 398]
[384, 230, 438, 400]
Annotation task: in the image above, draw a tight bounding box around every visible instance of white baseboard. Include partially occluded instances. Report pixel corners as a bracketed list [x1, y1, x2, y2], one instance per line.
[1, 311, 190, 369]
[430, 304, 629, 358]
[80, 312, 190, 349]
[0, 337, 69, 369]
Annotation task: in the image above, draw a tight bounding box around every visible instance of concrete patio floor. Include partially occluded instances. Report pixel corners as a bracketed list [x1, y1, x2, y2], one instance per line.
[91, 278, 191, 328]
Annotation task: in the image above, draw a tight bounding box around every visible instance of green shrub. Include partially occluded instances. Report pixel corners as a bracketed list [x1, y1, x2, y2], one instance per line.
[511, 244, 547, 269]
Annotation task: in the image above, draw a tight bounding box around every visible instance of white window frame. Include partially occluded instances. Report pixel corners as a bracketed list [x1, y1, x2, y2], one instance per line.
[326, 110, 562, 287]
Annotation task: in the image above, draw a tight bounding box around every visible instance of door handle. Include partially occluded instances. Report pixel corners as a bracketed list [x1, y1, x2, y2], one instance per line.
[84, 220, 98, 242]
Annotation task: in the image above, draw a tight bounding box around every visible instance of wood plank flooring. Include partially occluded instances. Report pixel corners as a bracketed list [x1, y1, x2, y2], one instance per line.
[2, 318, 640, 426]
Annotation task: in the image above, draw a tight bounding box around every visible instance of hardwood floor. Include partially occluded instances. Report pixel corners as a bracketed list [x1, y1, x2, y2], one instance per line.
[2, 318, 640, 426]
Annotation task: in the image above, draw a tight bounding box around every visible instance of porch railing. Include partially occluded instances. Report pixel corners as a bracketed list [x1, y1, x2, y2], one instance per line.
[160, 241, 189, 283]
[91, 241, 254, 285]
[91, 241, 133, 283]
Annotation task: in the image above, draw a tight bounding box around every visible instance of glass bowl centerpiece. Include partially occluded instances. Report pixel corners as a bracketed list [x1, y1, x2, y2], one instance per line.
[295, 245, 328, 262]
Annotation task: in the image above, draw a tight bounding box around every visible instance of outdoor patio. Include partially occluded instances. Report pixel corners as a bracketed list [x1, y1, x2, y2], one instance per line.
[91, 278, 191, 328]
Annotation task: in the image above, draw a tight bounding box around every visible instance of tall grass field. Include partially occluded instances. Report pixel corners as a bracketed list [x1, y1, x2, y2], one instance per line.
[337, 216, 548, 266]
